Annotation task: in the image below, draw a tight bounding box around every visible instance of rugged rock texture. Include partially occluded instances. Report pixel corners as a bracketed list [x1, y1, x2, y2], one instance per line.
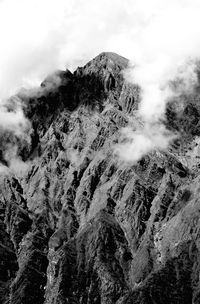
[1, 52, 200, 303]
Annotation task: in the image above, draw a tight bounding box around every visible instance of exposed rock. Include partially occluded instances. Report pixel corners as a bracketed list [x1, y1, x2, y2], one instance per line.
[1, 52, 200, 303]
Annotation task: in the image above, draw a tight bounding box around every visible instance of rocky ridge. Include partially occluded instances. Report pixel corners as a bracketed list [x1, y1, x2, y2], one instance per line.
[0, 52, 200, 303]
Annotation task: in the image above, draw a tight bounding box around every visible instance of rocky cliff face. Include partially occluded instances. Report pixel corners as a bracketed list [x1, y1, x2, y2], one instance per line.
[1, 52, 200, 304]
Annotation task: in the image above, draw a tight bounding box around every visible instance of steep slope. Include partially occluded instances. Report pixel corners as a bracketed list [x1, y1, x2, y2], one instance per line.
[0, 52, 200, 304]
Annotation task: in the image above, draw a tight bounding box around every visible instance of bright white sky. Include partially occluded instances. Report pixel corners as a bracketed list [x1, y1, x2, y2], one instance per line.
[0, 0, 200, 101]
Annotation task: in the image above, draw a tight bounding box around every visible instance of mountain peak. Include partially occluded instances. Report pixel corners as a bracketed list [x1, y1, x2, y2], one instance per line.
[73, 52, 129, 103]
[80, 51, 129, 75]
[92, 51, 129, 67]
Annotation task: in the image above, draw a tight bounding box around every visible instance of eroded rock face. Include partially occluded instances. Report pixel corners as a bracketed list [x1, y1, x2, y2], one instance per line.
[1, 52, 200, 303]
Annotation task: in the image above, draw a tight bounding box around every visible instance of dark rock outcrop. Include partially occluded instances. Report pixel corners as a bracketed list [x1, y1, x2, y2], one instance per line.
[1, 52, 200, 303]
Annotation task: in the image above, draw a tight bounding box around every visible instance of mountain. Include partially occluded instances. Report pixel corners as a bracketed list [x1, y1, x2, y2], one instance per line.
[1, 52, 200, 304]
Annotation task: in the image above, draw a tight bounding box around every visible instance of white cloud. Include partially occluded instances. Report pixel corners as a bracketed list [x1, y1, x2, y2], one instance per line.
[0, 144, 30, 176]
[115, 124, 175, 163]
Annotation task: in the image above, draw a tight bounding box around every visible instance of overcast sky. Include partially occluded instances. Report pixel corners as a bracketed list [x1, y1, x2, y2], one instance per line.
[0, 0, 199, 100]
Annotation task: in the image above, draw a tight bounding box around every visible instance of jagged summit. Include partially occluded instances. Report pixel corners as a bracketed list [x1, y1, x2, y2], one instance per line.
[82, 51, 129, 71]
[73, 52, 129, 100]
[75, 52, 128, 83]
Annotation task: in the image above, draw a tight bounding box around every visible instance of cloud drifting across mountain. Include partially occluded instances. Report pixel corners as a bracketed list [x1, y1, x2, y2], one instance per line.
[114, 0, 200, 162]
[0, 0, 200, 160]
